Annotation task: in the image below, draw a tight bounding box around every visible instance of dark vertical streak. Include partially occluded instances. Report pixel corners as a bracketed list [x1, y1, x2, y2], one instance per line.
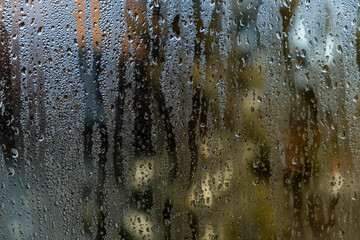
[80, 48, 108, 239]
[113, 53, 131, 240]
[279, 3, 303, 235]
[162, 199, 173, 240]
[79, 49, 93, 238]
[79, 48, 93, 237]
[188, 89, 200, 181]
[113, 56, 127, 186]
[279, 1, 330, 238]
[187, 1, 226, 237]
[149, 5, 182, 238]
[356, 25, 360, 72]
[188, 0, 203, 186]
[114, 1, 181, 237]
[0, 3, 23, 212]
[0, 22, 16, 168]
[93, 53, 108, 240]
[113, 1, 156, 237]
[133, 61, 153, 157]
[187, 88, 200, 239]
[303, 89, 320, 181]
[10, 1, 23, 179]
[0, 10, 23, 239]
[34, 7, 48, 233]
[186, 0, 207, 238]
[114, 58, 156, 237]
[150, 5, 178, 181]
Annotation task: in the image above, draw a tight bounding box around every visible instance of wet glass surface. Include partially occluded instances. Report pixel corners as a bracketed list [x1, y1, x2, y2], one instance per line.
[0, 0, 360, 239]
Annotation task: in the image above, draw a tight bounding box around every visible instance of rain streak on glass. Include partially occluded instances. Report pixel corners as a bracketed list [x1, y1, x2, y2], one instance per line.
[0, 0, 359, 239]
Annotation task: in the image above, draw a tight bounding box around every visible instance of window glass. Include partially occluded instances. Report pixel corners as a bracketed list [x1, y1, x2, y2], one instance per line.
[0, 0, 359, 239]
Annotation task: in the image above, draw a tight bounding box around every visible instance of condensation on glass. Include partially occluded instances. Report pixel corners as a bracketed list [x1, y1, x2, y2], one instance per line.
[0, 0, 359, 239]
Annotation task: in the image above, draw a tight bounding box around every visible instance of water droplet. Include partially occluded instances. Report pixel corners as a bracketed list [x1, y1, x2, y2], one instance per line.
[338, 132, 346, 140]
[8, 167, 15, 176]
[337, 45, 343, 54]
[37, 26, 43, 35]
[19, 22, 25, 29]
[352, 192, 357, 200]
[296, 58, 303, 69]
[353, 95, 358, 102]
[300, 49, 306, 58]
[144, 112, 149, 120]
[11, 148, 18, 159]
[253, 177, 260, 186]
[321, 65, 329, 73]
[154, 0, 159, 7]
[252, 160, 260, 169]
[276, 31, 281, 39]
[38, 134, 45, 142]
[128, 34, 133, 43]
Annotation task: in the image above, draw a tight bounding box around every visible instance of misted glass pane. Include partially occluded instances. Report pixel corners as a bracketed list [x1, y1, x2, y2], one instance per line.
[0, 0, 359, 239]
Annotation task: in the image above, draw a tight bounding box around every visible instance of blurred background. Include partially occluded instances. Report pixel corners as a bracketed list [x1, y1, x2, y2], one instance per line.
[0, 0, 360, 239]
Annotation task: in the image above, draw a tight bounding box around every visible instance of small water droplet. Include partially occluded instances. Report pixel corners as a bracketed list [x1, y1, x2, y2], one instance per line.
[352, 192, 357, 200]
[127, 34, 133, 43]
[321, 65, 329, 73]
[154, 0, 159, 7]
[11, 148, 18, 159]
[38, 134, 45, 142]
[337, 45, 343, 54]
[8, 167, 15, 176]
[37, 26, 43, 35]
[253, 177, 259, 186]
[353, 95, 358, 102]
[296, 58, 303, 69]
[276, 31, 281, 39]
[253, 160, 260, 169]
[291, 158, 298, 165]
[300, 49, 306, 58]
[144, 112, 149, 120]
[338, 132, 346, 140]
